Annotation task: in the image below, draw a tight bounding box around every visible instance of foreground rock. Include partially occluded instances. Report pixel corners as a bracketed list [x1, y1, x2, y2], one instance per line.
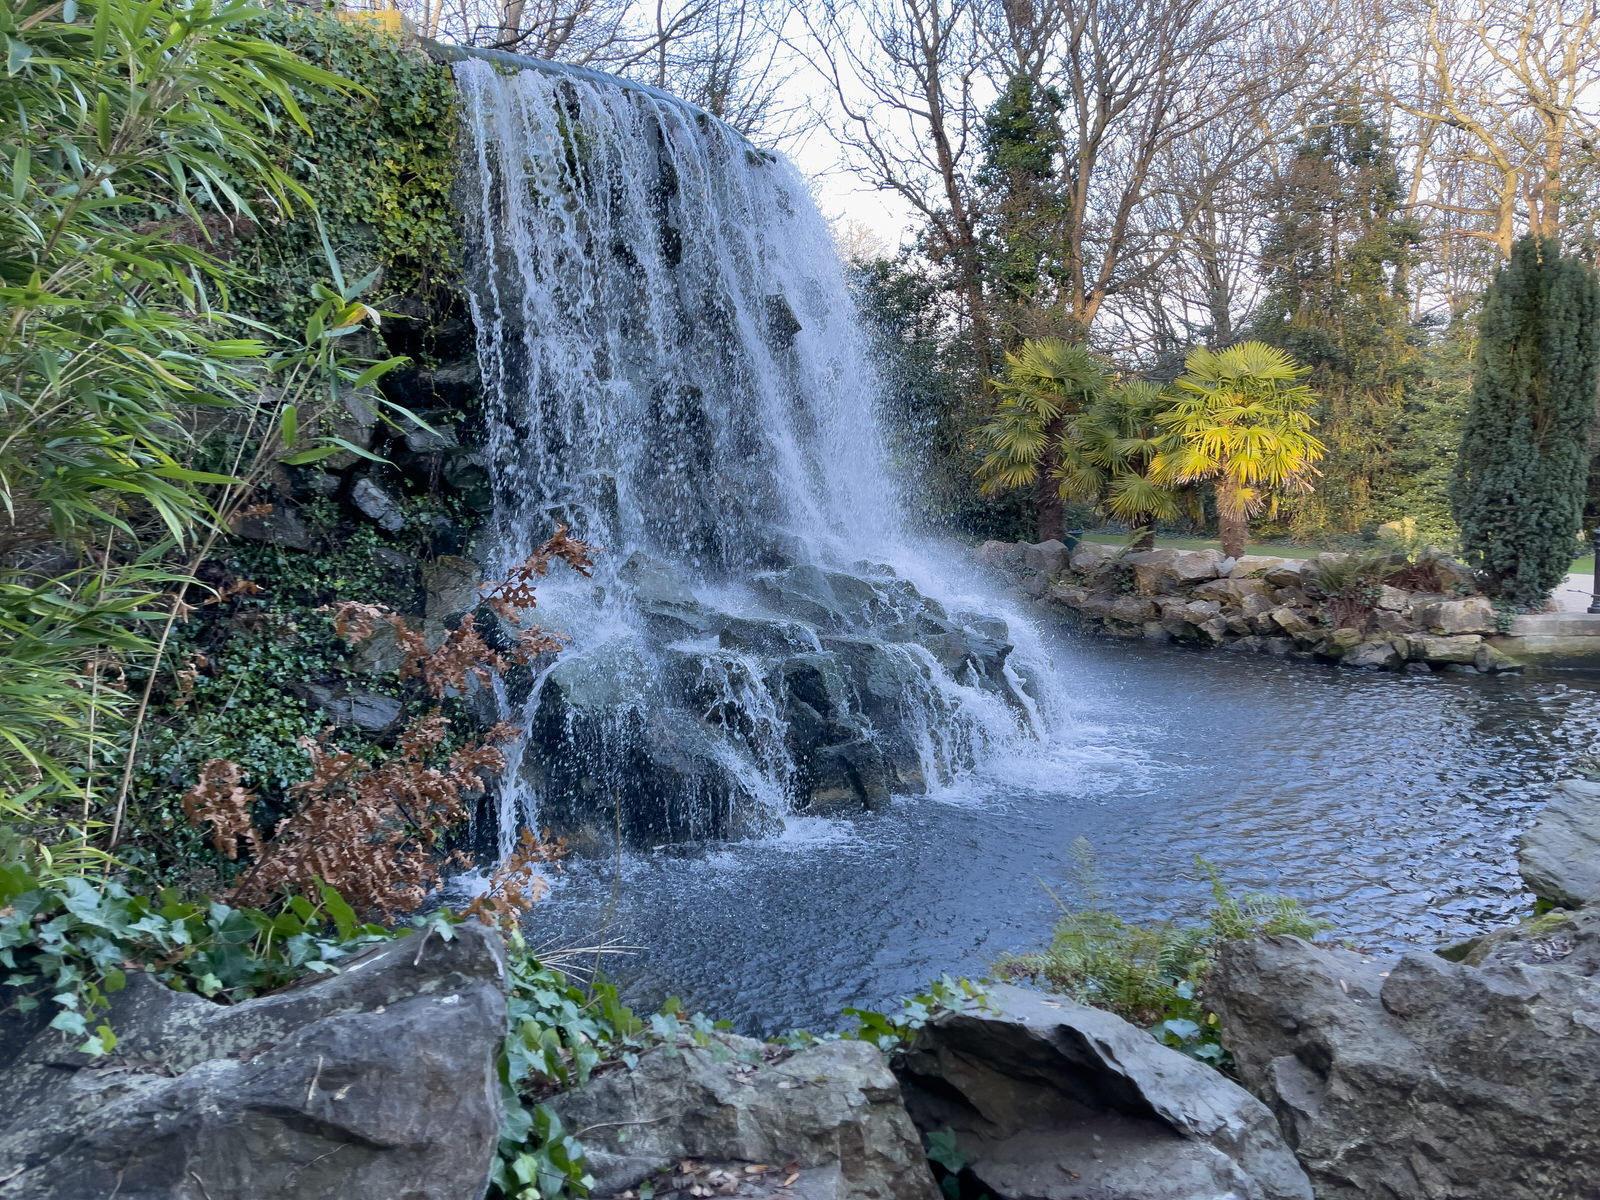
[545, 1033, 938, 1200]
[0, 925, 507, 1200]
[1208, 933, 1600, 1200]
[1519, 777, 1600, 909]
[894, 982, 1312, 1200]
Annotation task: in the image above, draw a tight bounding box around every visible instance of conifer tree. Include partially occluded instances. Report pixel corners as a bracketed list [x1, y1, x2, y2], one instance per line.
[1450, 237, 1600, 606]
[1252, 107, 1424, 536]
[976, 73, 1071, 343]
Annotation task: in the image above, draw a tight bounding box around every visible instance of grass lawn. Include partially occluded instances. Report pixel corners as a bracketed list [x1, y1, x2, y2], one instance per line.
[1078, 532, 1597, 576]
[1076, 532, 1319, 558]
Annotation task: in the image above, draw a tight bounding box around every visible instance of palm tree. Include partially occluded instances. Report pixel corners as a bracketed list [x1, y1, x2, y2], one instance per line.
[976, 339, 1109, 540]
[1057, 382, 1185, 549]
[1153, 343, 1326, 560]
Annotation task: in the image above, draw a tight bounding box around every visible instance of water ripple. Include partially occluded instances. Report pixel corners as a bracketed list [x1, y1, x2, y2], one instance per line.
[525, 637, 1600, 1034]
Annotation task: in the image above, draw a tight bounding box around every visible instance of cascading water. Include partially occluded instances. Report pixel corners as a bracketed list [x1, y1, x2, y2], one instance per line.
[452, 57, 1058, 852]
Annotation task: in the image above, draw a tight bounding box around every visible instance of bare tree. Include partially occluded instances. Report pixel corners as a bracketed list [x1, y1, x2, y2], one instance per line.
[1377, 0, 1600, 258]
[794, 0, 997, 372]
[1014, 0, 1328, 333]
[396, 0, 804, 141]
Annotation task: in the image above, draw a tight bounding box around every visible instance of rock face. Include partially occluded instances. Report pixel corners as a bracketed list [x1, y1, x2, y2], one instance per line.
[423, 554, 483, 621]
[1519, 777, 1600, 909]
[545, 1033, 938, 1200]
[351, 477, 405, 532]
[229, 501, 312, 551]
[521, 556, 1035, 844]
[894, 983, 1312, 1200]
[0, 924, 508, 1200]
[1208, 934, 1600, 1200]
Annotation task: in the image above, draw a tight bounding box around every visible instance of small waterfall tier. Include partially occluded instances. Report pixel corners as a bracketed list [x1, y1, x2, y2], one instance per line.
[453, 57, 1049, 849]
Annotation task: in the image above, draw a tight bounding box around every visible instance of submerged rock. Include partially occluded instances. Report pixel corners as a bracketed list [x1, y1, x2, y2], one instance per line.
[1208, 934, 1600, 1200]
[0, 925, 507, 1200]
[895, 983, 1311, 1200]
[546, 1034, 939, 1200]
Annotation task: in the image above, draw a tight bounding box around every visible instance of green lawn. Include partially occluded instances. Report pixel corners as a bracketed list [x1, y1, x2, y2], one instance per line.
[1077, 532, 1319, 558]
[1078, 531, 1596, 576]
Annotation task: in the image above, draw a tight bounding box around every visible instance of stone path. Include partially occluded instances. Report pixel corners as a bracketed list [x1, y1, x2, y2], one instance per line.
[1553, 572, 1598, 613]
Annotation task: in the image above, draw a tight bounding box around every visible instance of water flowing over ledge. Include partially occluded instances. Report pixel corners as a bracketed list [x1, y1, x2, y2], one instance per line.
[451, 57, 1060, 855]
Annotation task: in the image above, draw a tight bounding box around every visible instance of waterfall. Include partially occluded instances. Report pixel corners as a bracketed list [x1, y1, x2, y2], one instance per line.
[452, 57, 1056, 851]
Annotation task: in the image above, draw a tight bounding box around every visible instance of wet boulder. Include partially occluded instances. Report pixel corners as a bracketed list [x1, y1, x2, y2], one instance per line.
[808, 738, 892, 814]
[0, 925, 507, 1200]
[522, 642, 772, 844]
[622, 552, 723, 639]
[975, 540, 1028, 573]
[1340, 638, 1402, 669]
[1519, 778, 1600, 909]
[896, 983, 1311, 1200]
[1405, 633, 1482, 664]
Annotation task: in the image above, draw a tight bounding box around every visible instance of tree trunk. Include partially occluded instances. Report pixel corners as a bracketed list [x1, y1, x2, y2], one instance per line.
[1217, 492, 1247, 560]
[1037, 420, 1064, 542]
[1132, 520, 1155, 550]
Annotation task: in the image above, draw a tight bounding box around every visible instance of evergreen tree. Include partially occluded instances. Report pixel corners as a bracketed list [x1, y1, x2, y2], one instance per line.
[973, 76, 1078, 536]
[1450, 236, 1600, 606]
[975, 72, 1072, 344]
[1252, 107, 1425, 536]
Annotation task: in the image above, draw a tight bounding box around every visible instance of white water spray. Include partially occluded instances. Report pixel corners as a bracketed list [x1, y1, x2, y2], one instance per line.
[452, 57, 1061, 851]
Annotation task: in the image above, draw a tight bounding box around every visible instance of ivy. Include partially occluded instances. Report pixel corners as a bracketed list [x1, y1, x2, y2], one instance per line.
[0, 862, 399, 1056]
[237, 13, 461, 331]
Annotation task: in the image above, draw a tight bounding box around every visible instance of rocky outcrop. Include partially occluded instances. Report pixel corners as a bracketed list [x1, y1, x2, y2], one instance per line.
[1207, 932, 1600, 1200]
[974, 539, 1518, 673]
[0, 924, 508, 1200]
[1519, 777, 1600, 909]
[521, 555, 1035, 844]
[545, 1033, 939, 1200]
[894, 983, 1312, 1200]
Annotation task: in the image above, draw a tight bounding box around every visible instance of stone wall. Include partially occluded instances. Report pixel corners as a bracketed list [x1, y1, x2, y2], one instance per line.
[974, 539, 1524, 673]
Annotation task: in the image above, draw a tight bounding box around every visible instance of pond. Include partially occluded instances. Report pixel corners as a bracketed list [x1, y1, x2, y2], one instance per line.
[520, 632, 1600, 1035]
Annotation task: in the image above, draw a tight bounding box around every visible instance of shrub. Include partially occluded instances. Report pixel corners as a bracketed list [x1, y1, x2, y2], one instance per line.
[178, 530, 592, 917]
[996, 842, 1325, 1068]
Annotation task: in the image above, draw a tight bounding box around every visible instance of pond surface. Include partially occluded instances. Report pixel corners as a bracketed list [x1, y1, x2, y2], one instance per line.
[520, 633, 1600, 1035]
